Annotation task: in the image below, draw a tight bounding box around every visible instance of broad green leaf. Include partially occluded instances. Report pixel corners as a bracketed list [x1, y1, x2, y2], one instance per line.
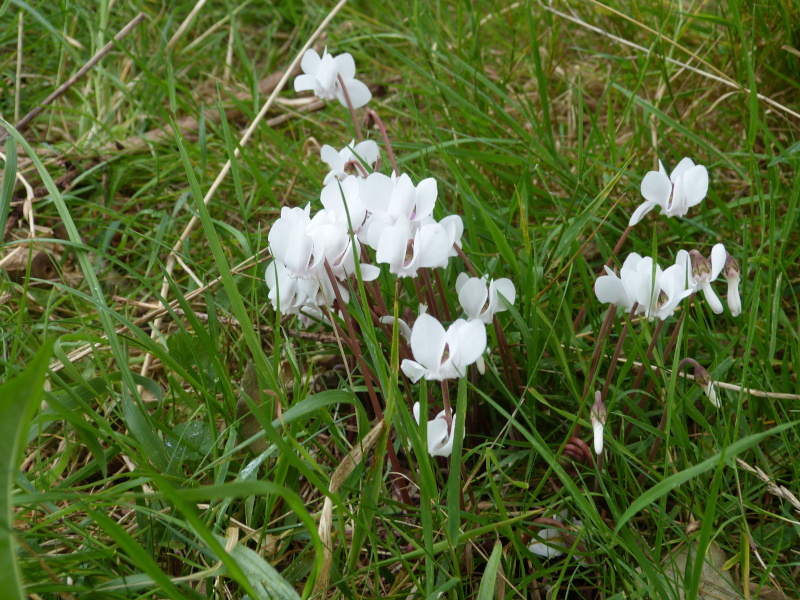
[213, 535, 301, 600]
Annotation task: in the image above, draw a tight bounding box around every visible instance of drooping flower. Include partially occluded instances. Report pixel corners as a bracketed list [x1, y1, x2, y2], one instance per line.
[294, 48, 371, 108]
[320, 140, 380, 184]
[692, 363, 718, 408]
[723, 252, 741, 317]
[590, 391, 607, 456]
[455, 273, 516, 324]
[675, 244, 726, 314]
[527, 513, 584, 560]
[630, 158, 709, 226]
[400, 314, 487, 382]
[412, 402, 457, 457]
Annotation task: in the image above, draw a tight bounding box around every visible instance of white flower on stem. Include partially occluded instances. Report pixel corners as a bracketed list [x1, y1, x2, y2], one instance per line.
[268, 204, 323, 276]
[319, 175, 368, 232]
[321, 140, 380, 184]
[590, 391, 607, 456]
[376, 221, 454, 278]
[294, 48, 371, 108]
[455, 273, 516, 324]
[675, 244, 726, 314]
[630, 158, 709, 226]
[723, 252, 741, 317]
[400, 313, 487, 382]
[412, 402, 457, 457]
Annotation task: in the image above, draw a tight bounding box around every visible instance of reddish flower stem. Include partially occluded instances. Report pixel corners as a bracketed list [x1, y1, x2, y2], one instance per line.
[573, 304, 616, 437]
[616, 318, 664, 439]
[599, 303, 638, 402]
[337, 73, 363, 142]
[433, 269, 452, 321]
[365, 109, 398, 175]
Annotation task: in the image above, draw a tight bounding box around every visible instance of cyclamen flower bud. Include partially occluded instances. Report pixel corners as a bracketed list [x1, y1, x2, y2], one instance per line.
[590, 391, 607, 455]
[686, 245, 726, 314]
[723, 253, 741, 317]
[693, 364, 718, 408]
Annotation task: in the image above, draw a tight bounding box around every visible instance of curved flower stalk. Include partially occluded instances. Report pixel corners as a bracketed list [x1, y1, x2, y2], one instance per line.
[675, 244, 726, 314]
[400, 313, 486, 382]
[294, 48, 371, 108]
[455, 273, 516, 324]
[412, 402, 457, 457]
[321, 140, 380, 184]
[594, 252, 690, 321]
[629, 158, 709, 226]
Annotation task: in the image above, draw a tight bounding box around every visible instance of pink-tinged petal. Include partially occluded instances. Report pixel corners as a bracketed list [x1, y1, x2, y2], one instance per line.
[628, 200, 659, 227]
[452, 319, 488, 367]
[493, 278, 516, 308]
[670, 157, 696, 183]
[458, 277, 489, 320]
[640, 170, 672, 206]
[301, 49, 321, 74]
[320, 144, 344, 171]
[409, 313, 447, 373]
[376, 222, 410, 267]
[401, 359, 428, 383]
[594, 274, 629, 306]
[701, 282, 724, 314]
[415, 178, 438, 220]
[455, 271, 470, 294]
[338, 78, 371, 109]
[682, 165, 708, 208]
[417, 223, 452, 268]
[359, 263, 381, 282]
[333, 53, 356, 80]
[293, 74, 317, 93]
[710, 243, 726, 281]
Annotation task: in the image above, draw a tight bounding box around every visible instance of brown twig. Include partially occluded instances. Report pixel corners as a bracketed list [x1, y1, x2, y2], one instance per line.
[1, 13, 147, 143]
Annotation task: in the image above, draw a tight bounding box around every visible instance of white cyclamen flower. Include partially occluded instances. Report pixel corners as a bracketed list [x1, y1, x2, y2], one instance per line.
[692, 363, 718, 408]
[412, 402, 457, 457]
[527, 513, 584, 560]
[675, 244, 726, 314]
[630, 158, 709, 226]
[294, 48, 371, 108]
[321, 140, 380, 185]
[455, 273, 516, 324]
[723, 252, 741, 317]
[400, 314, 487, 382]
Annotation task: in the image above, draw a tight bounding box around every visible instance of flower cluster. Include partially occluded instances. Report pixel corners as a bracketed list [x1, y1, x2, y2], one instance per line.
[594, 244, 740, 319]
[629, 158, 709, 226]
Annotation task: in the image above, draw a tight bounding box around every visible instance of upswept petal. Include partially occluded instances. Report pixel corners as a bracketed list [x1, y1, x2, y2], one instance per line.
[362, 172, 394, 214]
[416, 223, 452, 269]
[682, 165, 708, 207]
[640, 171, 671, 206]
[338, 78, 372, 109]
[668, 175, 686, 216]
[353, 140, 380, 167]
[401, 359, 429, 383]
[333, 53, 356, 80]
[628, 200, 659, 227]
[409, 313, 447, 375]
[300, 49, 321, 74]
[492, 278, 516, 309]
[710, 243, 726, 280]
[359, 263, 381, 282]
[595, 270, 630, 306]
[375, 222, 410, 268]
[293, 74, 317, 93]
[380, 316, 412, 342]
[670, 157, 696, 183]
[414, 178, 438, 221]
[320, 144, 344, 171]
[426, 416, 451, 456]
[455, 272, 470, 294]
[451, 319, 488, 368]
[458, 277, 489, 320]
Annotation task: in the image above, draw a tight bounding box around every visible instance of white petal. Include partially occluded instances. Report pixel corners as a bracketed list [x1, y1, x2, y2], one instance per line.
[595, 273, 629, 307]
[640, 170, 672, 206]
[628, 200, 659, 227]
[380, 315, 413, 342]
[455, 271, 470, 294]
[458, 277, 489, 320]
[682, 165, 708, 208]
[701, 282, 724, 314]
[353, 140, 380, 168]
[592, 421, 604, 455]
[527, 528, 564, 559]
[320, 144, 344, 171]
[409, 314, 447, 374]
[417, 223, 452, 268]
[493, 278, 516, 309]
[333, 53, 356, 80]
[376, 222, 410, 268]
[412, 401, 421, 424]
[414, 178, 438, 220]
[427, 415, 452, 456]
[670, 157, 696, 182]
[450, 318, 488, 370]
[727, 278, 741, 317]
[710, 243, 726, 281]
[293, 74, 317, 93]
[668, 176, 687, 217]
[401, 360, 428, 383]
[300, 49, 321, 74]
[338, 78, 371, 109]
[359, 263, 381, 282]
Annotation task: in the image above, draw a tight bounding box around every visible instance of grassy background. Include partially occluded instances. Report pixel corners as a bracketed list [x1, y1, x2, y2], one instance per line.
[1, 0, 799, 598]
